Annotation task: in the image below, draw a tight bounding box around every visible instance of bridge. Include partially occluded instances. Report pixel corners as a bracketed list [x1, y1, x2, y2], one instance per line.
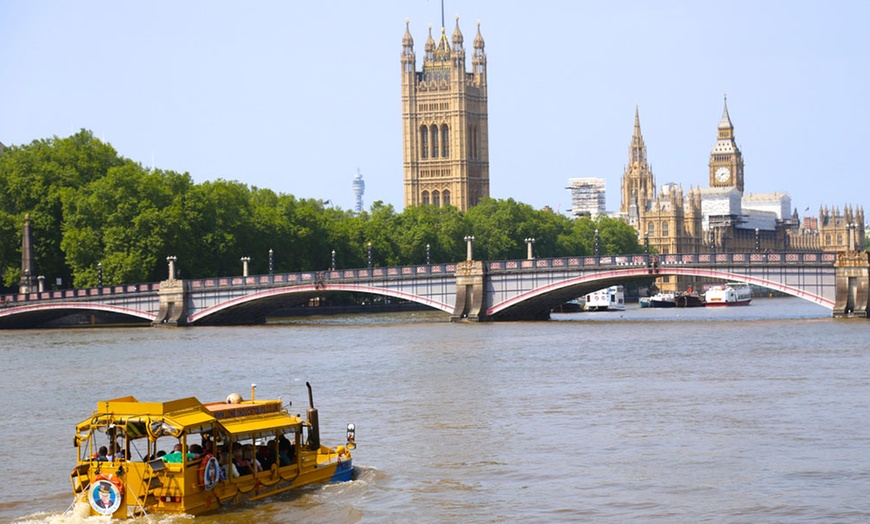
[0, 250, 868, 328]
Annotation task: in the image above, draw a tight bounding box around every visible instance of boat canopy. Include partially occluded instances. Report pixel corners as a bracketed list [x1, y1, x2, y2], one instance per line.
[76, 396, 300, 439]
[220, 413, 303, 435]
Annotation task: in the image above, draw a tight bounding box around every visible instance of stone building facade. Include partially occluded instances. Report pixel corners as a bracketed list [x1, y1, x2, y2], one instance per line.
[621, 98, 864, 292]
[401, 17, 490, 212]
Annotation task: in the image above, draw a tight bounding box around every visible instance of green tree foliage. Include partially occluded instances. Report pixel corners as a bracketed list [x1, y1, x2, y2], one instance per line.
[0, 130, 644, 291]
[0, 130, 122, 287]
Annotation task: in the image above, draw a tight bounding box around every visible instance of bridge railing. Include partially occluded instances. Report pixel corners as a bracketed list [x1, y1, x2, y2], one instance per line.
[187, 262, 459, 290]
[0, 282, 161, 307]
[484, 251, 835, 272]
[1, 251, 834, 305]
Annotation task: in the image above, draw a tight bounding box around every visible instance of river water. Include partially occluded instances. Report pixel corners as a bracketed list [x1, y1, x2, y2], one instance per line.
[2, 297, 869, 523]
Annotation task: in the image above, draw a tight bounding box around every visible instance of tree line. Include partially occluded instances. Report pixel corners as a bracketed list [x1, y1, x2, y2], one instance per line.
[0, 130, 642, 290]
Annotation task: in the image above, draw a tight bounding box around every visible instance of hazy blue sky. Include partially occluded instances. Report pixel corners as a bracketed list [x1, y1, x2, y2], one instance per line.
[3, 1, 868, 218]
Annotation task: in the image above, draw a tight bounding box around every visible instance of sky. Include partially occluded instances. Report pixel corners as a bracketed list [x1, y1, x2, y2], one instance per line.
[3, 1, 869, 219]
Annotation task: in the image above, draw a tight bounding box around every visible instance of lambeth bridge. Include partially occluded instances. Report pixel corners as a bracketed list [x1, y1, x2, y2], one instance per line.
[1, 250, 869, 328]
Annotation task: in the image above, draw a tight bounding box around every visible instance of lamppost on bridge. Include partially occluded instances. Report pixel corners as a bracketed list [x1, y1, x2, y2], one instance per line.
[241, 256, 251, 277]
[367, 242, 373, 269]
[709, 230, 716, 255]
[166, 256, 177, 280]
[644, 233, 650, 256]
[98, 262, 103, 294]
[525, 237, 535, 260]
[331, 249, 336, 271]
[755, 228, 760, 253]
[426, 243, 431, 265]
[464, 235, 475, 261]
[594, 229, 600, 258]
[268, 249, 274, 275]
[37, 275, 44, 293]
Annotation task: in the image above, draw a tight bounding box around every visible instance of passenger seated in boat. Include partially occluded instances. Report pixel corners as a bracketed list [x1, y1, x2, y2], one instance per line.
[257, 444, 274, 470]
[161, 443, 195, 463]
[278, 436, 295, 466]
[232, 445, 253, 476]
[94, 446, 109, 461]
[242, 444, 263, 473]
[220, 449, 240, 478]
[188, 443, 204, 460]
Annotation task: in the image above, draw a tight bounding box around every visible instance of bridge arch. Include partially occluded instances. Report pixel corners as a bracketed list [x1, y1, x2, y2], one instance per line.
[487, 267, 834, 320]
[187, 283, 454, 325]
[0, 302, 155, 329]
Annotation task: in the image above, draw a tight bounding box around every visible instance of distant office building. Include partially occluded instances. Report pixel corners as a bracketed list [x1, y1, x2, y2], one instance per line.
[566, 178, 606, 217]
[401, 16, 489, 211]
[352, 169, 365, 213]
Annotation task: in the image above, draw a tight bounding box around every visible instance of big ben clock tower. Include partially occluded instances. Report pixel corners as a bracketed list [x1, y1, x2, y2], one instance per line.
[709, 96, 744, 193]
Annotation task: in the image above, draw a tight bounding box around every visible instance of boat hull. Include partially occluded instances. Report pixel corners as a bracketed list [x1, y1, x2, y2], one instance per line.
[704, 283, 752, 307]
[705, 299, 751, 307]
[649, 299, 676, 308]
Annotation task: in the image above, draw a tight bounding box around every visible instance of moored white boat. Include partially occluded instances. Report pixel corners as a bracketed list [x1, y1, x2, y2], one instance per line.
[648, 292, 676, 308]
[704, 282, 752, 306]
[584, 286, 625, 311]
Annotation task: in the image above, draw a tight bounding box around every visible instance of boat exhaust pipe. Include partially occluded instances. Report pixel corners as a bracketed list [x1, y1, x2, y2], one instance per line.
[306, 382, 320, 450]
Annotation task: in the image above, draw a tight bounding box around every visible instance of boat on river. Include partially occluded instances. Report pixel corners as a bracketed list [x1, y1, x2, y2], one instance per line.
[675, 290, 705, 308]
[68, 383, 355, 519]
[705, 282, 752, 306]
[584, 286, 625, 311]
[648, 292, 676, 308]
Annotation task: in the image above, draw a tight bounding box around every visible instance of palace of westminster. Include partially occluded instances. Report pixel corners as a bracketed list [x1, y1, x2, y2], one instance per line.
[399, 17, 864, 290]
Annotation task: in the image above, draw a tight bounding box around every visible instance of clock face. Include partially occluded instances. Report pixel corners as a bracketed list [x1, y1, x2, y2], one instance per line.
[715, 167, 731, 182]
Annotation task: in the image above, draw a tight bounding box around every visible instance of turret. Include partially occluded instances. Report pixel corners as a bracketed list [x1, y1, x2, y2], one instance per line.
[472, 21, 486, 85]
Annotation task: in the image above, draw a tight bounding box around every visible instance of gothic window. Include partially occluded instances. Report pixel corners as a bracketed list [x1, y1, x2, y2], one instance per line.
[662, 221, 669, 237]
[647, 222, 654, 238]
[421, 191, 430, 205]
[468, 124, 478, 160]
[441, 124, 450, 157]
[837, 233, 843, 245]
[420, 126, 429, 159]
[432, 190, 441, 207]
[430, 124, 439, 158]
[442, 190, 450, 207]
[825, 234, 831, 246]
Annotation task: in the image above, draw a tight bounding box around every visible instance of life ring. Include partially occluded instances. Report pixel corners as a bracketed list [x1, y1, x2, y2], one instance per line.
[90, 474, 124, 515]
[93, 473, 124, 495]
[199, 454, 220, 491]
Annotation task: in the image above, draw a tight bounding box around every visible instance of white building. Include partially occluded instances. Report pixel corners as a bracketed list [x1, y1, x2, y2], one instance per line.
[566, 178, 606, 217]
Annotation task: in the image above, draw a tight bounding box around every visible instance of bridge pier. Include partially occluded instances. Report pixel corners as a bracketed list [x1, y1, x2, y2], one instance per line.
[152, 278, 189, 326]
[833, 251, 870, 318]
[451, 260, 487, 322]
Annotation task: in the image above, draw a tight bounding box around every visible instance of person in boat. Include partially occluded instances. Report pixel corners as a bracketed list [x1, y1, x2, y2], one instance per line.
[161, 443, 196, 463]
[94, 446, 109, 461]
[278, 435, 295, 466]
[257, 444, 274, 470]
[232, 444, 253, 475]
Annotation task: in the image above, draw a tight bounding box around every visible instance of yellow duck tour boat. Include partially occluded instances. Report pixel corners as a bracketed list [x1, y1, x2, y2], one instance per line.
[69, 382, 356, 519]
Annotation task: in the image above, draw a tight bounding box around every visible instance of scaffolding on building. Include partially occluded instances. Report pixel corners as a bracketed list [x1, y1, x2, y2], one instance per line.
[566, 178, 606, 217]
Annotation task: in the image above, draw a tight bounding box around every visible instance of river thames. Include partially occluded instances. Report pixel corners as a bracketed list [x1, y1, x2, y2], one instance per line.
[2, 297, 869, 523]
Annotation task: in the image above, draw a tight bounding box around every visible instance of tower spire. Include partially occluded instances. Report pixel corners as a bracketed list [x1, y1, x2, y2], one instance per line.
[630, 105, 647, 165]
[719, 93, 733, 130]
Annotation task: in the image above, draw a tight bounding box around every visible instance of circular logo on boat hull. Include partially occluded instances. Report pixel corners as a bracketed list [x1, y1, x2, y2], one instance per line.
[90, 480, 122, 515]
[203, 455, 221, 490]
